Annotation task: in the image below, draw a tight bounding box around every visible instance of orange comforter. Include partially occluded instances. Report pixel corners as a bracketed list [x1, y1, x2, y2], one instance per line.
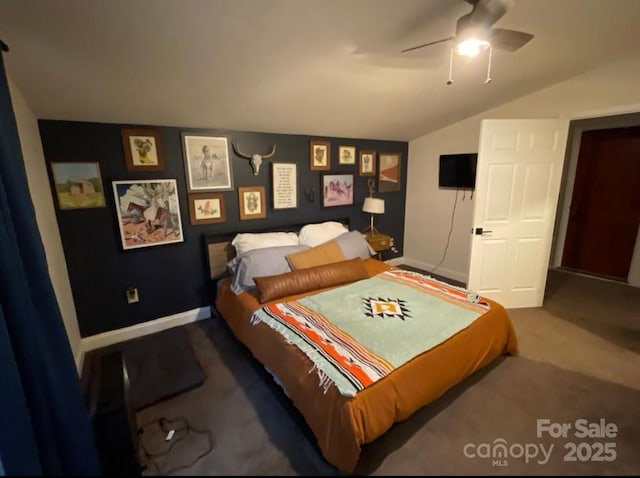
[215, 259, 518, 473]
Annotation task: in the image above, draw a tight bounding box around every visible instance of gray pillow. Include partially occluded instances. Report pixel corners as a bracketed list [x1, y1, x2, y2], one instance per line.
[228, 244, 310, 295]
[335, 230, 375, 259]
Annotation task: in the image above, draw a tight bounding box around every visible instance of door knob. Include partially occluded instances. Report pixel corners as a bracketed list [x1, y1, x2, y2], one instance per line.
[473, 227, 493, 235]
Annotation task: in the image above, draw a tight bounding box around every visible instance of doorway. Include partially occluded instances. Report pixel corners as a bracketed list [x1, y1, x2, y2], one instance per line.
[561, 126, 640, 281]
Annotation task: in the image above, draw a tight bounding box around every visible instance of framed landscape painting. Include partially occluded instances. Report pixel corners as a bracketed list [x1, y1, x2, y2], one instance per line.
[51, 162, 106, 210]
[112, 179, 184, 250]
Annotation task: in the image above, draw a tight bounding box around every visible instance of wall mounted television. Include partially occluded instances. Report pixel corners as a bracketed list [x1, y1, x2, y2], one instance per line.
[438, 153, 478, 189]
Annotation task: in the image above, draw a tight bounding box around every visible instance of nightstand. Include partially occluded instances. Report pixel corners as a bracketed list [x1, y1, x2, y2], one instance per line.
[363, 232, 394, 260]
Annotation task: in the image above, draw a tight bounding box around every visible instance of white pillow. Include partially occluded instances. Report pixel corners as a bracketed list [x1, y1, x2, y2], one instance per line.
[298, 221, 349, 248]
[231, 231, 299, 256]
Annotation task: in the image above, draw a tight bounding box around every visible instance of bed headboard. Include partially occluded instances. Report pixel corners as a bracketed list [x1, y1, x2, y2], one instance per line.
[203, 218, 351, 280]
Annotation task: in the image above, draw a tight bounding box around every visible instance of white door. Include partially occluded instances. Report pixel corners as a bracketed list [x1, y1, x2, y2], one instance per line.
[468, 119, 569, 308]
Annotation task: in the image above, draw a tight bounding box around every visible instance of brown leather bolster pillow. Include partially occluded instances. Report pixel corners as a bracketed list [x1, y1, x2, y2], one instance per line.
[254, 257, 368, 304]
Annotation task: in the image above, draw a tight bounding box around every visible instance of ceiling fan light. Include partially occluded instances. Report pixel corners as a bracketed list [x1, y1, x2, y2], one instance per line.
[456, 38, 490, 57]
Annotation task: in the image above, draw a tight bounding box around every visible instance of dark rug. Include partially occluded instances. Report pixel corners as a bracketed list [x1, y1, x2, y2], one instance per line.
[97, 326, 206, 411]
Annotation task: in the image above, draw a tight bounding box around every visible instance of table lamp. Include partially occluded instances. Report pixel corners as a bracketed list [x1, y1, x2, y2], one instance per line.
[362, 197, 385, 236]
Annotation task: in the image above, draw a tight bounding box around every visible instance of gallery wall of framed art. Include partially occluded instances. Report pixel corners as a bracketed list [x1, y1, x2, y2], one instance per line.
[39, 119, 407, 337]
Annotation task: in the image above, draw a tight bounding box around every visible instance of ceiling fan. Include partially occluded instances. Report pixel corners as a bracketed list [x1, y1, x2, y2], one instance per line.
[401, 0, 534, 59]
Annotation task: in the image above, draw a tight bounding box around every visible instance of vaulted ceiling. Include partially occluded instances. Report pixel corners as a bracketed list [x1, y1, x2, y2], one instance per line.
[2, 0, 640, 141]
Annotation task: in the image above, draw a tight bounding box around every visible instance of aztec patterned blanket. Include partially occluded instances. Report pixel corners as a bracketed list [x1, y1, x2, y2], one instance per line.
[250, 269, 489, 397]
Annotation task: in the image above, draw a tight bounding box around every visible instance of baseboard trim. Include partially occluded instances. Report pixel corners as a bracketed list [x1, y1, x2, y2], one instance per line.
[386, 256, 405, 266]
[80, 306, 211, 356]
[399, 257, 468, 284]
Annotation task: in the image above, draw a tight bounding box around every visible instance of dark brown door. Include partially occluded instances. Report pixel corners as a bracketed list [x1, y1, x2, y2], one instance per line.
[562, 126, 640, 280]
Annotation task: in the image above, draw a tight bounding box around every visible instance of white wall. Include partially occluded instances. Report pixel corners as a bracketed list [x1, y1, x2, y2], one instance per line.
[405, 122, 479, 283]
[7, 75, 83, 368]
[406, 54, 640, 284]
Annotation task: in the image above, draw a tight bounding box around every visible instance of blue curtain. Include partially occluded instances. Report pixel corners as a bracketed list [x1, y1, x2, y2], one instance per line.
[0, 45, 100, 475]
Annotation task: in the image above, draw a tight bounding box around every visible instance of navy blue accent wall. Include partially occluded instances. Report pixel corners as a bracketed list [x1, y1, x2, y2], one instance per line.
[38, 120, 407, 337]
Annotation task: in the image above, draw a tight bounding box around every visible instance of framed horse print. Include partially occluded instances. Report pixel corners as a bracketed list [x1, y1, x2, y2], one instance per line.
[112, 179, 184, 250]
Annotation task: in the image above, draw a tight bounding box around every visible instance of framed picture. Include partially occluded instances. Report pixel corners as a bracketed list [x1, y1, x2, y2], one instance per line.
[112, 179, 184, 250]
[322, 173, 354, 208]
[182, 133, 234, 192]
[51, 162, 106, 210]
[338, 145, 356, 165]
[359, 150, 376, 176]
[378, 153, 402, 192]
[188, 192, 226, 225]
[272, 162, 297, 209]
[238, 186, 266, 220]
[121, 128, 164, 172]
[310, 139, 331, 171]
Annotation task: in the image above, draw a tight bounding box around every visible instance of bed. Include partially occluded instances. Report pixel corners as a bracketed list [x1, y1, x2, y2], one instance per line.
[207, 224, 518, 473]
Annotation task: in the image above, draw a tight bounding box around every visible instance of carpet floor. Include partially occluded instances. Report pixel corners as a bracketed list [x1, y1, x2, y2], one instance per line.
[135, 268, 640, 475]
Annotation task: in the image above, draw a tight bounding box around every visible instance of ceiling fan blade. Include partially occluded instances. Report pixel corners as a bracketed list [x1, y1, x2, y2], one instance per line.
[489, 28, 534, 52]
[470, 0, 514, 26]
[401, 37, 454, 53]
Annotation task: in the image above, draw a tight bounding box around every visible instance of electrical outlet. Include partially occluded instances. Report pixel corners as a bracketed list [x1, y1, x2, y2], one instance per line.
[126, 287, 139, 304]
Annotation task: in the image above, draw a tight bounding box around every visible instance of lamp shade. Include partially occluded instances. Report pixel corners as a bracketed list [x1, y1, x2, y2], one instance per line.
[362, 197, 385, 214]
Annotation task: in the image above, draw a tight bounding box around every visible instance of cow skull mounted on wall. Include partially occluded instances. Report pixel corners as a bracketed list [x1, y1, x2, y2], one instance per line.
[232, 142, 276, 175]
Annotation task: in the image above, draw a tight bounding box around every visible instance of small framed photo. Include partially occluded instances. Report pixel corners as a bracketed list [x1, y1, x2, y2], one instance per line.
[182, 133, 234, 192]
[51, 162, 106, 209]
[238, 186, 266, 220]
[310, 139, 331, 171]
[338, 145, 356, 165]
[359, 150, 376, 176]
[121, 128, 164, 172]
[271, 162, 297, 210]
[188, 192, 226, 225]
[378, 153, 402, 192]
[112, 179, 184, 250]
[322, 173, 354, 208]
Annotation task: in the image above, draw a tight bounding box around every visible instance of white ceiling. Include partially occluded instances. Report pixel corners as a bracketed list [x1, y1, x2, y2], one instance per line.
[2, 0, 640, 141]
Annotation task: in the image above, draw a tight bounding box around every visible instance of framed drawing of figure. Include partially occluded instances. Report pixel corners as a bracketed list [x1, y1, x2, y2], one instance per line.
[238, 186, 266, 220]
[359, 150, 376, 176]
[182, 133, 234, 192]
[310, 139, 331, 171]
[338, 145, 356, 165]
